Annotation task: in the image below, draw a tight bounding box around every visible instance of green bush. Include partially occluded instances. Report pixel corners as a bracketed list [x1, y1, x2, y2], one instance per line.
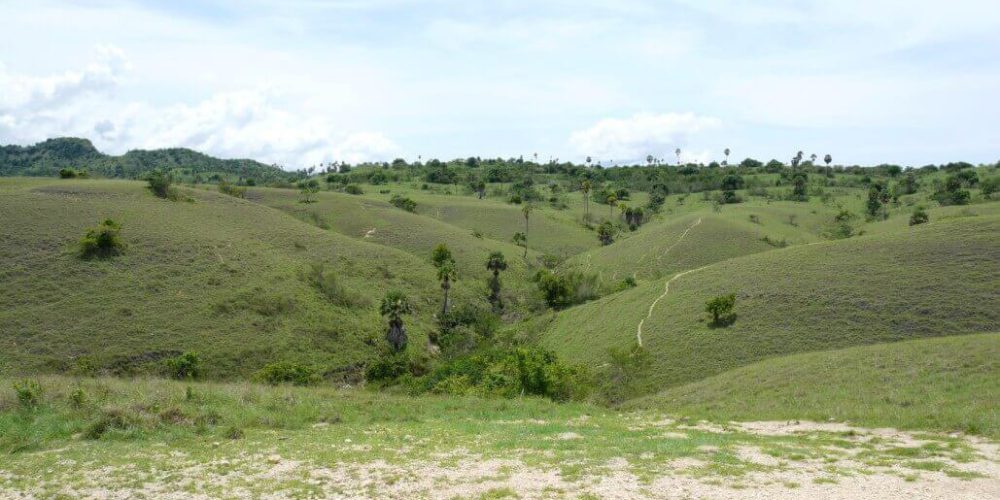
[909, 206, 930, 226]
[79, 219, 125, 259]
[303, 263, 368, 308]
[164, 352, 201, 380]
[58, 168, 78, 178]
[534, 270, 601, 309]
[12, 379, 43, 409]
[365, 351, 412, 383]
[598, 343, 651, 405]
[706, 293, 737, 327]
[390, 194, 417, 212]
[146, 170, 177, 199]
[422, 347, 589, 402]
[255, 362, 320, 386]
[344, 184, 364, 195]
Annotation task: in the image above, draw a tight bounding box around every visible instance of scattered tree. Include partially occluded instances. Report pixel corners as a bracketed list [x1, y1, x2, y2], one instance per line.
[79, 219, 125, 259]
[705, 293, 737, 327]
[380, 291, 413, 352]
[909, 206, 929, 226]
[299, 179, 320, 203]
[485, 251, 508, 313]
[432, 244, 456, 317]
[521, 203, 534, 258]
[597, 221, 615, 245]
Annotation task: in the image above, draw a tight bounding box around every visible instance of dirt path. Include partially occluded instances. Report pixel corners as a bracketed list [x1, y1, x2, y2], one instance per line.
[636, 218, 701, 346]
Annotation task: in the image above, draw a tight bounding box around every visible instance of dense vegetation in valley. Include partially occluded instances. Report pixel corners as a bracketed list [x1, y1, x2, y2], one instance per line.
[2, 139, 999, 447]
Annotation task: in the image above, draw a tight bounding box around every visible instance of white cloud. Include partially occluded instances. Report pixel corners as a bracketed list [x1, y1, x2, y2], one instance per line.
[0, 47, 399, 167]
[569, 112, 721, 164]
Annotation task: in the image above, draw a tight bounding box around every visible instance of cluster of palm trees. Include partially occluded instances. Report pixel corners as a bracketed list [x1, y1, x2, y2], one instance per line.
[379, 246, 511, 353]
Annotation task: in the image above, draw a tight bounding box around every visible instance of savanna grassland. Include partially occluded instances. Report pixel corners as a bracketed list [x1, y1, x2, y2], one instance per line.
[1, 144, 999, 498]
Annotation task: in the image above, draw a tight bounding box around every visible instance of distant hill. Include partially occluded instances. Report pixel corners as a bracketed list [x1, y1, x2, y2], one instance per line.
[0, 137, 291, 183]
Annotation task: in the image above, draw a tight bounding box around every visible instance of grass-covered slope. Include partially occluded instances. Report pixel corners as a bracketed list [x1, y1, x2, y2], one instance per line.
[628, 333, 1000, 437]
[536, 215, 1000, 393]
[0, 178, 444, 378]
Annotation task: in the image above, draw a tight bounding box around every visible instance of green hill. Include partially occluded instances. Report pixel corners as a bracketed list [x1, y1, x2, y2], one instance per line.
[0, 138, 290, 183]
[627, 333, 1000, 437]
[535, 215, 1000, 394]
[0, 178, 448, 378]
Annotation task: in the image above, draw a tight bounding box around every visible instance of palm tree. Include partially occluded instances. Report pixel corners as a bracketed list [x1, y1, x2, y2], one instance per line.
[431, 244, 456, 317]
[380, 290, 412, 352]
[646, 154, 654, 166]
[675, 148, 682, 165]
[810, 153, 817, 164]
[581, 179, 591, 219]
[607, 194, 617, 219]
[521, 203, 534, 258]
[724, 148, 731, 166]
[485, 251, 508, 312]
[824, 154, 832, 166]
[586, 156, 592, 168]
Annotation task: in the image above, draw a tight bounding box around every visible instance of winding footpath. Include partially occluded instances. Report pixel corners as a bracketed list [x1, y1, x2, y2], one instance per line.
[636, 218, 702, 347]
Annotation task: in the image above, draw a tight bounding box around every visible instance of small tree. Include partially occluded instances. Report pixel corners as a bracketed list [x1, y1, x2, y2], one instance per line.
[485, 251, 508, 312]
[80, 219, 125, 259]
[909, 206, 929, 226]
[380, 291, 413, 352]
[431, 244, 456, 317]
[581, 179, 591, 219]
[597, 221, 615, 245]
[146, 170, 174, 199]
[705, 293, 736, 327]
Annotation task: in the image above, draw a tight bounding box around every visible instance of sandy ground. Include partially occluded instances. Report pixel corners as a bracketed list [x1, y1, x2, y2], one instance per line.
[2, 420, 998, 499]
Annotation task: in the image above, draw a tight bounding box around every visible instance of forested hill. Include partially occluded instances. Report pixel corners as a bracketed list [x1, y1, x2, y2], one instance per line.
[0, 137, 291, 183]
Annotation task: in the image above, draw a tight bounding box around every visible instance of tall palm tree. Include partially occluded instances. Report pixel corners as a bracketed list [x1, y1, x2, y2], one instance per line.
[810, 153, 817, 164]
[607, 194, 617, 219]
[646, 154, 654, 166]
[380, 290, 412, 352]
[724, 147, 731, 166]
[431, 244, 456, 316]
[521, 204, 534, 258]
[586, 156, 592, 168]
[581, 179, 591, 219]
[675, 148, 682, 165]
[824, 154, 832, 166]
[485, 251, 508, 312]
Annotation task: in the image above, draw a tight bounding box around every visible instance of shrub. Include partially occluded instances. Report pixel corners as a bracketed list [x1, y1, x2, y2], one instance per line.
[390, 194, 417, 212]
[365, 351, 411, 383]
[422, 347, 589, 402]
[980, 176, 999, 198]
[146, 170, 176, 199]
[164, 352, 201, 380]
[58, 168, 78, 178]
[909, 206, 929, 226]
[303, 263, 367, 308]
[718, 190, 742, 204]
[218, 180, 247, 198]
[69, 387, 87, 408]
[534, 270, 601, 309]
[79, 219, 125, 259]
[618, 276, 637, 291]
[84, 408, 136, 440]
[598, 343, 650, 405]
[597, 221, 615, 245]
[255, 362, 320, 386]
[224, 426, 245, 440]
[705, 293, 737, 327]
[344, 184, 364, 195]
[12, 379, 43, 409]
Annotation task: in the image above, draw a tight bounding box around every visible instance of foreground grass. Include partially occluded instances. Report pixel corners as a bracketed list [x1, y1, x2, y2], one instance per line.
[1, 376, 996, 498]
[629, 333, 1000, 439]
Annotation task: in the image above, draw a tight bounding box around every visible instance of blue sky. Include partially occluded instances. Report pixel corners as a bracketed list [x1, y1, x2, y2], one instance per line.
[1, 0, 998, 167]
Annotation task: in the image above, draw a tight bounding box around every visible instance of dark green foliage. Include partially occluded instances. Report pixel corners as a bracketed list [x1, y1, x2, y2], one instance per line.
[866, 181, 891, 219]
[437, 303, 500, 357]
[646, 191, 666, 213]
[910, 206, 930, 226]
[421, 347, 589, 402]
[534, 270, 600, 309]
[12, 379, 43, 409]
[364, 351, 411, 383]
[298, 179, 320, 203]
[597, 221, 615, 245]
[224, 426, 245, 440]
[718, 190, 742, 204]
[58, 168, 79, 178]
[344, 184, 364, 195]
[720, 174, 744, 191]
[934, 176, 971, 205]
[146, 170, 174, 199]
[164, 352, 201, 380]
[424, 163, 458, 184]
[789, 172, 809, 201]
[79, 219, 124, 259]
[255, 362, 319, 386]
[390, 194, 417, 212]
[485, 251, 508, 312]
[982, 176, 1000, 198]
[619, 276, 637, 290]
[381, 291, 413, 352]
[705, 293, 737, 327]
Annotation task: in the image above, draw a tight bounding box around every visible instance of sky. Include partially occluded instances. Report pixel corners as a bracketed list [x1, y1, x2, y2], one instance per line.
[1, 0, 999, 168]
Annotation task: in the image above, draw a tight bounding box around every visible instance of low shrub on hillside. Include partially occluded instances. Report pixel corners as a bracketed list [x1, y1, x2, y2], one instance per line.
[390, 194, 417, 212]
[302, 263, 369, 308]
[533, 270, 602, 309]
[217, 180, 247, 198]
[255, 362, 320, 386]
[598, 343, 651, 405]
[910, 206, 930, 226]
[706, 293, 737, 327]
[164, 352, 201, 380]
[79, 219, 125, 259]
[344, 184, 364, 195]
[147, 170, 181, 200]
[12, 379, 43, 409]
[420, 347, 589, 402]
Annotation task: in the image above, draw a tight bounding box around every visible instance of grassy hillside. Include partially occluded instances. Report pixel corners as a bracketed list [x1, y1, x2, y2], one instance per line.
[628, 333, 1000, 437]
[0, 178, 446, 378]
[536, 215, 1000, 393]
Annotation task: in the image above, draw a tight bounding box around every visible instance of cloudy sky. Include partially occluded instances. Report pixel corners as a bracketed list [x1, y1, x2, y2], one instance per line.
[1, 0, 998, 168]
